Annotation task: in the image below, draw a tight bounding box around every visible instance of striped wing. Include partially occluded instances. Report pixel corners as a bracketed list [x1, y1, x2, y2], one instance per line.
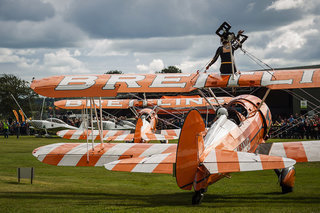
[256, 141, 320, 162]
[105, 152, 176, 174]
[32, 142, 177, 167]
[57, 129, 134, 141]
[203, 149, 296, 174]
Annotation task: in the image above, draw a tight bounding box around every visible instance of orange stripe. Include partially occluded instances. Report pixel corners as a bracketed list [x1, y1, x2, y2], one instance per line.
[283, 142, 308, 162]
[260, 154, 284, 170]
[109, 131, 126, 140]
[42, 143, 80, 165]
[76, 143, 116, 166]
[216, 150, 240, 173]
[165, 129, 177, 137]
[153, 153, 175, 174]
[118, 144, 153, 160]
[79, 130, 88, 140]
[162, 145, 177, 154]
[63, 130, 74, 139]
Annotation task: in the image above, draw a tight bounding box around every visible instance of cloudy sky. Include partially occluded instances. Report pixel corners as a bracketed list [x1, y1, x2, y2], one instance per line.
[1, 0, 320, 82]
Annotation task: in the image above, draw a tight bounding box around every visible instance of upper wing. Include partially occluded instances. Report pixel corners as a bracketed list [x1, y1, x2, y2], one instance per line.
[54, 99, 132, 109]
[54, 97, 232, 110]
[31, 70, 320, 98]
[255, 141, 320, 162]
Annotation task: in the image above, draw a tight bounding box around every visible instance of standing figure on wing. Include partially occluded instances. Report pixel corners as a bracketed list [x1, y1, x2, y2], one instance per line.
[206, 30, 244, 74]
[206, 22, 247, 75]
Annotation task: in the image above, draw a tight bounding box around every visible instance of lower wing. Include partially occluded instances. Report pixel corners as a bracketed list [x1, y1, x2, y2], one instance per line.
[105, 149, 295, 174]
[255, 140, 320, 162]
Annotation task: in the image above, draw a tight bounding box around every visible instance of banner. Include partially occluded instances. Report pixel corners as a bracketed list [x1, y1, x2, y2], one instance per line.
[19, 110, 25, 122]
[12, 110, 20, 122]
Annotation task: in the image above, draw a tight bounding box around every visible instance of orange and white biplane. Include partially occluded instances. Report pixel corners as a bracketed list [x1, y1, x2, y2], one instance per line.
[55, 95, 232, 142]
[57, 107, 181, 143]
[31, 69, 320, 204]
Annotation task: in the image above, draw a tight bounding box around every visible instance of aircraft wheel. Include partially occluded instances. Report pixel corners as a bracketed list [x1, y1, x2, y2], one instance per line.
[192, 189, 205, 205]
[281, 185, 293, 194]
[279, 166, 295, 194]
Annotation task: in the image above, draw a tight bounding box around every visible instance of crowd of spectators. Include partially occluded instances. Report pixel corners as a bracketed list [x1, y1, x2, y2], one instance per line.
[270, 113, 320, 139]
[1, 120, 31, 138]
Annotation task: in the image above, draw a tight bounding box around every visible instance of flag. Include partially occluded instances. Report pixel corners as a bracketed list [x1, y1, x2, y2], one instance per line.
[13, 110, 20, 122]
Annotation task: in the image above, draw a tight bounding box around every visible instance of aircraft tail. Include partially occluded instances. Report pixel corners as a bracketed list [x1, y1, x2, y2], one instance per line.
[175, 109, 205, 190]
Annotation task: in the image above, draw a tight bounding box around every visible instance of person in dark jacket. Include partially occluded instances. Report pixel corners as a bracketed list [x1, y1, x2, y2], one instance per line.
[206, 30, 244, 74]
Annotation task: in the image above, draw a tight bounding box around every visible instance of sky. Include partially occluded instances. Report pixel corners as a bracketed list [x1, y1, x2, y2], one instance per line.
[0, 0, 320, 82]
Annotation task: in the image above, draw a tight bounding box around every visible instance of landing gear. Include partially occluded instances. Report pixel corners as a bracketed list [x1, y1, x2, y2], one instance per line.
[192, 188, 206, 205]
[275, 166, 295, 194]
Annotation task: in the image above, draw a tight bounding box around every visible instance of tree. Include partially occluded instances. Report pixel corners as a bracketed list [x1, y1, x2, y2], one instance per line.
[105, 70, 123, 74]
[0, 74, 38, 120]
[158, 66, 182, 73]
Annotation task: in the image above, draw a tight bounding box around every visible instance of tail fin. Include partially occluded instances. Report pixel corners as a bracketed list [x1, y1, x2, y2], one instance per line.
[176, 109, 205, 190]
[133, 117, 143, 143]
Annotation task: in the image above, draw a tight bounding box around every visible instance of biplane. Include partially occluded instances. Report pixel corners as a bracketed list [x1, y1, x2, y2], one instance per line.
[54, 96, 231, 142]
[57, 107, 181, 143]
[31, 68, 320, 204]
[31, 21, 320, 204]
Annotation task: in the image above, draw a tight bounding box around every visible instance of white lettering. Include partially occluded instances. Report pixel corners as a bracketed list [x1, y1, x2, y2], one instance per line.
[186, 98, 203, 105]
[65, 100, 82, 107]
[107, 100, 122, 107]
[103, 75, 145, 90]
[157, 99, 171, 106]
[87, 100, 103, 107]
[261, 72, 292, 86]
[176, 98, 181, 106]
[55, 76, 97, 90]
[129, 99, 135, 107]
[300, 70, 315, 83]
[193, 73, 209, 88]
[149, 74, 190, 88]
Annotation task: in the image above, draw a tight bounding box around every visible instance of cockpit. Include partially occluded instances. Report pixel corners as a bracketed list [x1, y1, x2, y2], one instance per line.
[225, 101, 248, 125]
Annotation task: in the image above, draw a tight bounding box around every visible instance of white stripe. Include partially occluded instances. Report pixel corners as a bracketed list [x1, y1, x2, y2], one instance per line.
[302, 141, 320, 162]
[70, 129, 85, 139]
[95, 143, 135, 166]
[35, 143, 65, 162]
[104, 160, 120, 170]
[283, 157, 296, 168]
[57, 130, 68, 138]
[88, 130, 99, 140]
[203, 150, 218, 173]
[237, 152, 262, 171]
[139, 144, 173, 157]
[113, 133, 130, 141]
[58, 143, 90, 166]
[269, 143, 287, 158]
[131, 153, 171, 173]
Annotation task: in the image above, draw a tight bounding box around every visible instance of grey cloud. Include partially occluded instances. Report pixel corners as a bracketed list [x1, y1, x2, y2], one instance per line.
[0, 0, 54, 21]
[0, 18, 87, 48]
[65, 0, 305, 39]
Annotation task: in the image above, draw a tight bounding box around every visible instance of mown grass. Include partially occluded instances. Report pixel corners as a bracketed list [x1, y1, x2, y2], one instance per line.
[0, 136, 319, 212]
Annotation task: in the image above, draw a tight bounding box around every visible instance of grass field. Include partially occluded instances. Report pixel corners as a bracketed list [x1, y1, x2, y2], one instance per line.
[0, 136, 319, 213]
